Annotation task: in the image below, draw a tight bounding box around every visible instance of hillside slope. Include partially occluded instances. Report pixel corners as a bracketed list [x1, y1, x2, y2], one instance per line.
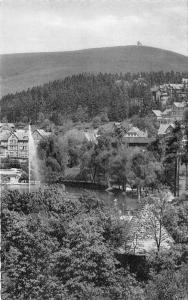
[1, 45, 188, 96]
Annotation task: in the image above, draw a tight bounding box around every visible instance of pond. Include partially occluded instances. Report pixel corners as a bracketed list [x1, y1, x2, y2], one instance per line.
[2, 183, 139, 214]
[65, 185, 138, 214]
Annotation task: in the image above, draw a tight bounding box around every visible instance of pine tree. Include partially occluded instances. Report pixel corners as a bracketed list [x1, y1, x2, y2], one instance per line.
[163, 121, 183, 196]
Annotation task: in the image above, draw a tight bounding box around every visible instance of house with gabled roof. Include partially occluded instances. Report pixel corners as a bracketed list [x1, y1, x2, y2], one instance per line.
[152, 109, 173, 124]
[124, 126, 148, 138]
[0, 123, 15, 131]
[0, 128, 50, 159]
[158, 123, 175, 136]
[7, 130, 29, 158]
[0, 130, 12, 157]
[123, 126, 152, 147]
[152, 110, 163, 121]
[32, 129, 51, 144]
[153, 101, 187, 124]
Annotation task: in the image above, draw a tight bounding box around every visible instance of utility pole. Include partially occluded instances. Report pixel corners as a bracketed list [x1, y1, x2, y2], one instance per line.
[186, 163, 188, 190]
[176, 153, 180, 197]
[174, 155, 177, 197]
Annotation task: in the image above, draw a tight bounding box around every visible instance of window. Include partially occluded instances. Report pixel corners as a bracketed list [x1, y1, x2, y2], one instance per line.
[10, 138, 17, 144]
[10, 145, 17, 150]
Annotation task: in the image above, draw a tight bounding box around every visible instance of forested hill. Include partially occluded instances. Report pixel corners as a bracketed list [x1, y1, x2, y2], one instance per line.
[1, 71, 188, 124]
[1, 45, 188, 95]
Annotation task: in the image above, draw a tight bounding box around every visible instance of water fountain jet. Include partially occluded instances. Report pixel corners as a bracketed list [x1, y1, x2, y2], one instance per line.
[28, 124, 40, 192]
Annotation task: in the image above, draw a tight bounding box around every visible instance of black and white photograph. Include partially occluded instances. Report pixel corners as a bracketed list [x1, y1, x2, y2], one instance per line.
[0, 0, 188, 299]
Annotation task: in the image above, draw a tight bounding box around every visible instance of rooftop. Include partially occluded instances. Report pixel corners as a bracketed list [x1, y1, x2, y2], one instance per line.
[158, 123, 174, 135]
[173, 102, 186, 108]
[162, 108, 172, 116]
[13, 130, 29, 141]
[124, 126, 148, 138]
[34, 129, 51, 137]
[152, 110, 163, 117]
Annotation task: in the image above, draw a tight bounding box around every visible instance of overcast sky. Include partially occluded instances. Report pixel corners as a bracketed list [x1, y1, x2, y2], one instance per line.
[0, 0, 188, 55]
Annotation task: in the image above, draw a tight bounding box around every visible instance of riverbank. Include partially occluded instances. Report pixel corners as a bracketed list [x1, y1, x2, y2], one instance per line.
[60, 180, 107, 190]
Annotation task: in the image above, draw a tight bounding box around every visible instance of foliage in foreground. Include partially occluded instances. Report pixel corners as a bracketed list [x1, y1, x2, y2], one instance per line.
[2, 187, 188, 299]
[2, 188, 143, 300]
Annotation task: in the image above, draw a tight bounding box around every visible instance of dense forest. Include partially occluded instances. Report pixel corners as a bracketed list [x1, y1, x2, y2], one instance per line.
[1, 71, 188, 124]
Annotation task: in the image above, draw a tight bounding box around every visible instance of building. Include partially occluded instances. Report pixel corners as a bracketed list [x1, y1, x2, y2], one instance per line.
[158, 123, 174, 136]
[0, 123, 15, 131]
[182, 78, 188, 87]
[123, 126, 152, 147]
[152, 101, 187, 124]
[152, 109, 173, 124]
[151, 86, 161, 102]
[171, 102, 186, 121]
[8, 130, 29, 158]
[0, 130, 12, 157]
[161, 108, 174, 124]
[151, 82, 188, 106]
[0, 127, 50, 159]
[152, 110, 163, 122]
[124, 126, 148, 138]
[160, 92, 169, 106]
[32, 129, 51, 144]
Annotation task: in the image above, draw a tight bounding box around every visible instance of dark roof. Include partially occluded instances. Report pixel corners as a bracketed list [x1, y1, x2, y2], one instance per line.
[33, 129, 51, 138]
[124, 137, 152, 144]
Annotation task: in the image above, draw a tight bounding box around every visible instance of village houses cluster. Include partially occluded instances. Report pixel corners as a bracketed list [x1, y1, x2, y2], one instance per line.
[151, 78, 188, 136]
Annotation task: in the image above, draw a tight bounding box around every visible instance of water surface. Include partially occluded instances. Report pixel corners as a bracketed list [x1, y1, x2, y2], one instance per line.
[2, 183, 138, 214]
